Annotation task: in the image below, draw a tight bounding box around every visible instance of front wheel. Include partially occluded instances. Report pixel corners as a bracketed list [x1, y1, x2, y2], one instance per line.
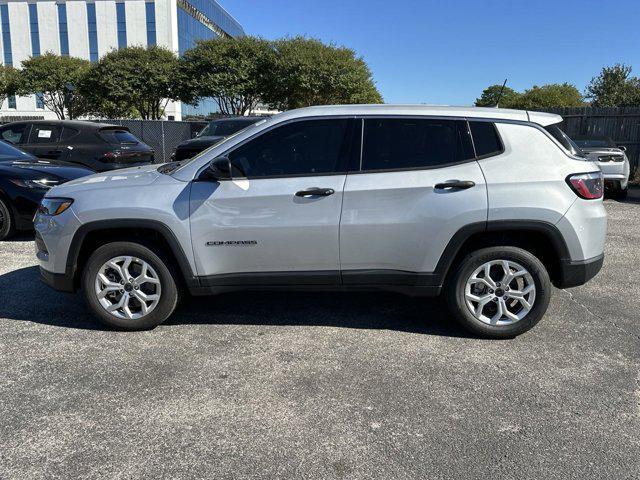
[446, 246, 551, 338]
[82, 241, 179, 330]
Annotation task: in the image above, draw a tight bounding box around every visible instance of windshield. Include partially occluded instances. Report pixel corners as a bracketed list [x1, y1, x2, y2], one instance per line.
[544, 124, 583, 157]
[198, 119, 258, 137]
[573, 138, 614, 149]
[0, 140, 35, 160]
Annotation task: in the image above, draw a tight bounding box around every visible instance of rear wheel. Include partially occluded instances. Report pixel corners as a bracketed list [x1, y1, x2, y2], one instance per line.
[0, 198, 15, 241]
[82, 241, 179, 330]
[446, 246, 551, 338]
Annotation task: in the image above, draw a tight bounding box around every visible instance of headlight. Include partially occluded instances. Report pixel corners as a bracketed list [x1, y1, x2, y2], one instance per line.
[37, 198, 74, 216]
[10, 178, 61, 189]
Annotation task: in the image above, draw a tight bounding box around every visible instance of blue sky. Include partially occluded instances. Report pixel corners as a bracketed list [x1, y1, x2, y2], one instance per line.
[227, 0, 640, 105]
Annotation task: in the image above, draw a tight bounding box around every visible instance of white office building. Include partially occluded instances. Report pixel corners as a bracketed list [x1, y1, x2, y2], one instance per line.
[0, 0, 245, 120]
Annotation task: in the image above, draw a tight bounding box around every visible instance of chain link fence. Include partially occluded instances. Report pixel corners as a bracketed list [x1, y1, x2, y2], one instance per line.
[103, 120, 207, 163]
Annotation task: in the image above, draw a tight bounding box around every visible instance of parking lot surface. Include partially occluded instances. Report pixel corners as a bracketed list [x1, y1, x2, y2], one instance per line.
[1, 194, 639, 480]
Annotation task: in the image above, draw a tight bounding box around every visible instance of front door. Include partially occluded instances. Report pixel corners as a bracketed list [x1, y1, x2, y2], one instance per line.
[189, 118, 358, 286]
[339, 117, 488, 285]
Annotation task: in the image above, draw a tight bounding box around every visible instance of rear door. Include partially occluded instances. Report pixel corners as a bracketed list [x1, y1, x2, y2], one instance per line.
[339, 117, 488, 286]
[189, 118, 359, 284]
[25, 124, 64, 160]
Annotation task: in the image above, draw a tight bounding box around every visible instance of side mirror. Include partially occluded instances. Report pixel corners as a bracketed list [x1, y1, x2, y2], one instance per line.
[204, 156, 231, 180]
[619, 145, 627, 152]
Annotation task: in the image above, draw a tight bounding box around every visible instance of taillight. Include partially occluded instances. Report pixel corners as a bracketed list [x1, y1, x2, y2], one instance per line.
[566, 172, 604, 200]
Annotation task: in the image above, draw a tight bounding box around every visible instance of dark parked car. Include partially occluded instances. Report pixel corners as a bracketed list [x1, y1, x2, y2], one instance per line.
[0, 141, 93, 240]
[173, 116, 263, 161]
[0, 120, 155, 172]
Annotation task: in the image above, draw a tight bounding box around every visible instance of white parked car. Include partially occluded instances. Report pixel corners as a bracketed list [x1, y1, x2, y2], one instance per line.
[34, 105, 607, 338]
[572, 135, 630, 199]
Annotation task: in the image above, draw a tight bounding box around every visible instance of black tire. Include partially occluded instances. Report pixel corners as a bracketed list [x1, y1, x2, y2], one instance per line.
[446, 246, 552, 338]
[0, 198, 15, 241]
[613, 182, 628, 199]
[82, 241, 179, 330]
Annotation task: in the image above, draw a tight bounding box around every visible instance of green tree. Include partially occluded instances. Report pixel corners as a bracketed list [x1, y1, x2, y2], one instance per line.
[180, 36, 276, 115]
[510, 83, 584, 109]
[81, 46, 182, 119]
[19, 53, 91, 119]
[585, 64, 640, 107]
[265, 36, 382, 110]
[474, 84, 520, 107]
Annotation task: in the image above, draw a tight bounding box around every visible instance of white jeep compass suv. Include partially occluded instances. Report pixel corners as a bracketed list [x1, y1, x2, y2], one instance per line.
[34, 106, 606, 338]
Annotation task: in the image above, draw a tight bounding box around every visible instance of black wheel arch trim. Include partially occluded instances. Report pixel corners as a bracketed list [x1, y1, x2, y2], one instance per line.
[65, 219, 198, 291]
[433, 219, 571, 285]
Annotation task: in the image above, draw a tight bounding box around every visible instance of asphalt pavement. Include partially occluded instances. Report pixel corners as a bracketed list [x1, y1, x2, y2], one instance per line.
[1, 194, 639, 479]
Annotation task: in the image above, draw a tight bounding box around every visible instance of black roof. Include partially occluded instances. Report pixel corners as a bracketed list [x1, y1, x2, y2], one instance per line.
[2, 119, 128, 131]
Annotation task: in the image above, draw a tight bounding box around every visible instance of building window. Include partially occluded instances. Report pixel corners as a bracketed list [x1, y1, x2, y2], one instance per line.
[87, 2, 98, 61]
[35, 92, 44, 109]
[29, 4, 40, 57]
[146, 2, 156, 46]
[58, 3, 69, 56]
[0, 4, 12, 66]
[8, 95, 16, 109]
[116, 2, 127, 48]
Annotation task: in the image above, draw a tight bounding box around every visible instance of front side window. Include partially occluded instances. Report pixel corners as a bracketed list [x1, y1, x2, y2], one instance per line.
[228, 119, 351, 178]
[1, 124, 29, 144]
[29, 125, 62, 144]
[469, 121, 503, 158]
[361, 118, 474, 171]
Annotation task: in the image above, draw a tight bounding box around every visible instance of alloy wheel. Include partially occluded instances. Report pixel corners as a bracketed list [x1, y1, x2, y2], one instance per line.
[464, 259, 536, 326]
[95, 256, 162, 320]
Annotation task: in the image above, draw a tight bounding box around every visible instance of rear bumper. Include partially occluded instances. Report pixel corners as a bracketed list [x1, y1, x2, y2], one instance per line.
[557, 254, 604, 288]
[40, 266, 75, 293]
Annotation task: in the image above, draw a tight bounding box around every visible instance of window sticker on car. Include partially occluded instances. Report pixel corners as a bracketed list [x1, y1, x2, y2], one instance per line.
[38, 130, 52, 138]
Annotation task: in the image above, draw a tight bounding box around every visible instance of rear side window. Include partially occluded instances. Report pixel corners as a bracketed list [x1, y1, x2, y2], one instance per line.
[544, 124, 582, 157]
[469, 122, 503, 158]
[0, 124, 29, 144]
[61, 127, 80, 141]
[361, 119, 474, 171]
[100, 129, 140, 144]
[229, 119, 351, 178]
[29, 125, 62, 144]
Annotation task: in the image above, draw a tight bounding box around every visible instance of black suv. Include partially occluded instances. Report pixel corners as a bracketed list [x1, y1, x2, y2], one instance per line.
[0, 120, 155, 172]
[173, 117, 263, 161]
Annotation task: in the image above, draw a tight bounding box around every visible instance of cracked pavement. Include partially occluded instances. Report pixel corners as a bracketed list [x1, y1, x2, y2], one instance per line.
[1, 194, 639, 479]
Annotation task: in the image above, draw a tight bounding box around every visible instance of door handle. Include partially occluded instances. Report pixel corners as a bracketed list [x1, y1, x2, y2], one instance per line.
[434, 180, 475, 190]
[295, 188, 335, 197]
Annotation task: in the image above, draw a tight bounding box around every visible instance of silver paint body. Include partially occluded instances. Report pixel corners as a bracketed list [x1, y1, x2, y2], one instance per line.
[35, 105, 607, 281]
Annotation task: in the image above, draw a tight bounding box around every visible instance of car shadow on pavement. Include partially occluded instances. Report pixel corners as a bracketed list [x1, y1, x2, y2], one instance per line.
[0, 266, 472, 338]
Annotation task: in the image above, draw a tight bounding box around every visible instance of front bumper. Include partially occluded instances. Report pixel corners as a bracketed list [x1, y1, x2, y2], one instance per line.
[40, 266, 75, 292]
[557, 254, 604, 288]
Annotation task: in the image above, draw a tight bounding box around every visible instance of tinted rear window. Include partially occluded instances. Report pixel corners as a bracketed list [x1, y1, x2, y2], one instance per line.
[361, 119, 474, 171]
[573, 138, 613, 148]
[200, 120, 257, 137]
[469, 122, 503, 158]
[100, 129, 139, 144]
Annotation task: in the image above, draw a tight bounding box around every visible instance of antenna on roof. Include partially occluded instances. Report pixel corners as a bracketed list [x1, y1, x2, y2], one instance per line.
[495, 79, 508, 108]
